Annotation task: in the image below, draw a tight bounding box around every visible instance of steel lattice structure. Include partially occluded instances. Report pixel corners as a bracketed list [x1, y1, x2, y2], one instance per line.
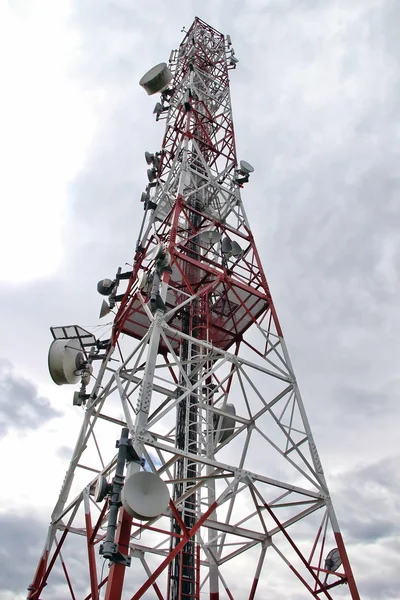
[28, 17, 360, 600]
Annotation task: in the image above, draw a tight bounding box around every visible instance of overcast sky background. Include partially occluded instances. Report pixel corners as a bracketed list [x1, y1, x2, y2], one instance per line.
[1, 0, 400, 598]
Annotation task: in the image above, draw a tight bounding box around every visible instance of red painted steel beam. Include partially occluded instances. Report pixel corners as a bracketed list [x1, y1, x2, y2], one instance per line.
[84, 498, 99, 600]
[89, 499, 109, 544]
[315, 579, 347, 594]
[34, 528, 70, 597]
[27, 551, 48, 599]
[130, 502, 218, 600]
[83, 576, 109, 600]
[260, 497, 335, 600]
[334, 532, 361, 600]
[104, 509, 133, 600]
[196, 544, 200, 600]
[248, 579, 258, 600]
[60, 553, 77, 600]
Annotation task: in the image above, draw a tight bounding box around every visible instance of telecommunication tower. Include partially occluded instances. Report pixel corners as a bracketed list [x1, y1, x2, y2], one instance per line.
[28, 18, 360, 600]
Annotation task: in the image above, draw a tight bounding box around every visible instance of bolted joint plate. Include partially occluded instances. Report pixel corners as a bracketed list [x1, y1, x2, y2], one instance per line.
[100, 542, 131, 567]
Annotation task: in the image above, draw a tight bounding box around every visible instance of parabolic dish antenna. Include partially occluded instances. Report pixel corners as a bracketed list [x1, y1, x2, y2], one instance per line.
[217, 403, 236, 443]
[121, 471, 170, 520]
[94, 475, 110, 503]
[221, 237, 233, 255]
[145, 151, 154, 165]
[199, 229, 222, 245]
[138, 271, 149, 290]
[325, 548, 342, 572]
[145, 243, 165, 262]
[231, 240, 243, 257]
[97, 278, 114, 296]
[239, 160, 254, 174]
[48, 339, 85, 386]
[210, 230, 222, 244]
[147, 168, 156, 183]
[139, 62, 173, 96]
[99, 299, 111, 319]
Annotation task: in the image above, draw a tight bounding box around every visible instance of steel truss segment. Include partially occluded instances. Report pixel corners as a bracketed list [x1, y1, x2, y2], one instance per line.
[28, 16, 359, 600]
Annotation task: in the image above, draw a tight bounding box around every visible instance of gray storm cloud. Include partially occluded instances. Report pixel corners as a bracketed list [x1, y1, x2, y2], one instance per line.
[0, 359, 61, 437]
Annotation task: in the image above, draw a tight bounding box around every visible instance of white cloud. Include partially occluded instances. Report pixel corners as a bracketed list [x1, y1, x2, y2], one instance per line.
[0, 1, 96, 282]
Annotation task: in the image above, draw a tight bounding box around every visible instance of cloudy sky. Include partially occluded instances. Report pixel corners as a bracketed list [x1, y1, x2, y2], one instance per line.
[1, 0, 400, 598]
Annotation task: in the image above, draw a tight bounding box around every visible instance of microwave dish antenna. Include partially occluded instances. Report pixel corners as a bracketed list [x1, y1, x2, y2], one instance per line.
[138, 271, 149, 290]
[97, 278, 114, 296]
[199, 229, 221, 245]
[216, 403, 236, 443]
[231, 240, 243, 257]
[221, 237, 233, 255]
[121, 471, 170, 520]
[48, 339, 85, 386]
[99, 299, 111, 319]
[145, 243, 165, 262]
[239, 160, 254, 174]
[325, 548, 342, 572]
[145, 151, 155, 165]
[139, 62, 173, 96]
[94, 475, 111, 503]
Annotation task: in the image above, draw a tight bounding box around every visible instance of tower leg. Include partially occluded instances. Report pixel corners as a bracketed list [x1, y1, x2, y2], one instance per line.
[334, 533, 360, 600]
[104, 509, 133, 600]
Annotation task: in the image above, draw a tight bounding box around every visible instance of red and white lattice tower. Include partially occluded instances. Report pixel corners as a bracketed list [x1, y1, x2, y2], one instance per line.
[28, 17, 360, 600]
